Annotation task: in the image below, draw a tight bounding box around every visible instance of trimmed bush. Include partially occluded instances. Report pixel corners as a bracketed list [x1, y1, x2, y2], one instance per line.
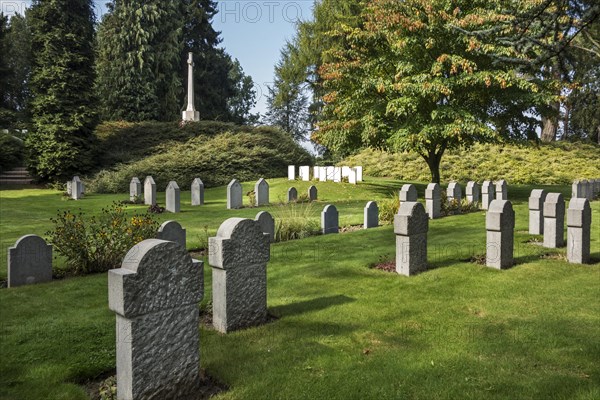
[0, 132, 24, 173]
[95, 120, 249, 168]
[341, 141, 600, 184]
[89, 126, 313, 193]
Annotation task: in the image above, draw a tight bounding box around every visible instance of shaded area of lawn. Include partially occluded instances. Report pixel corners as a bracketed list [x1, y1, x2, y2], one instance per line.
[0, 179, 599, 399]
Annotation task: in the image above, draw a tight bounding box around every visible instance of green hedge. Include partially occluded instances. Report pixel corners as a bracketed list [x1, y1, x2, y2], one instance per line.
[95, 120, 251, 168]
[341, 141, 600, 184]
[89, 125, 313, 193]
[0, 132, 24, 173]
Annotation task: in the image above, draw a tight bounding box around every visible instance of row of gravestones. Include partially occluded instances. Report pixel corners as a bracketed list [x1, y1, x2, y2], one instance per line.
[5, 206, 277, 289]
[528, 190, 593, 262]
[103, 192, 594, 398]
[226, 179, 319, 209]
[395, 194, 594, 276]
[289, 165, 363, 184]
[399, 180, 508, 219]
[572, 179, 600, 201]
[130, 176, 205, 211]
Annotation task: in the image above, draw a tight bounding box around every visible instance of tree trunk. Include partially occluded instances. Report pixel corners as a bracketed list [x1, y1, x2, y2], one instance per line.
[540, 102, 560, 143]
[423, 146, 445, 184]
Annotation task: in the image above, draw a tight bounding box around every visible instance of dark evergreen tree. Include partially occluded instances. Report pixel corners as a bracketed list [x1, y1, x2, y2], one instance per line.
[26, 0, 97, 181]
[96, 0, 182, 121]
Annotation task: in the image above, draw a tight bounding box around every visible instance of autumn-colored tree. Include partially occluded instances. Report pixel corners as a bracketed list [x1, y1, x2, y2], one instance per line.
[317, 0, 559, 183]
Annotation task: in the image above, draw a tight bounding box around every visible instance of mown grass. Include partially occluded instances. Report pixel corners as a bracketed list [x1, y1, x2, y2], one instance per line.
[0, 178, 599, 400]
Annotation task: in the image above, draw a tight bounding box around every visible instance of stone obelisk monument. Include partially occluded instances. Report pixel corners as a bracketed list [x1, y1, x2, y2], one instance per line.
[182, 52, 200, 122]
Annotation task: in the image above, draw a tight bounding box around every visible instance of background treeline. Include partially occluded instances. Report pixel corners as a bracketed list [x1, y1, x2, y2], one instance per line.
[0, 0, 261, 181]
[265, 0, 600, 182]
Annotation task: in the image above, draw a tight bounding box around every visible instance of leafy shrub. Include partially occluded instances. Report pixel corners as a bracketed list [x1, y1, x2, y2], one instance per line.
[341, 142, 600, 184]
[0, 132, 24, 173]
[46, 203, 159, 275]
[94, 120, 242, 167]
[88, 127, 313, 193]
[379, 194, 400, 224]
[273, 202, 321, 242]
[440, 191, 480, 216]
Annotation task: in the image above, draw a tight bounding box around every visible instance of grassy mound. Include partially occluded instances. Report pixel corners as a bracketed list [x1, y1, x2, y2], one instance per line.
[94, 120, 246, 167]
[341, 141, 600, 184]
[89, 125, 313, 193]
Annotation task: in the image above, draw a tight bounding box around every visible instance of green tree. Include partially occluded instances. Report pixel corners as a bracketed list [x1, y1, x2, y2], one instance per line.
[26, 0, 97, 181]
[265, 42, 309, 141]
[181, 0, 257, 123]
[96, 0, 182, 121]
[317, 0, 558, 183]
[227, 58, 258, 125]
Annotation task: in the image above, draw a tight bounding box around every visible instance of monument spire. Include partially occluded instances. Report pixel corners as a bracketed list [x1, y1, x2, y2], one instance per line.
[182, 52, 200, 122]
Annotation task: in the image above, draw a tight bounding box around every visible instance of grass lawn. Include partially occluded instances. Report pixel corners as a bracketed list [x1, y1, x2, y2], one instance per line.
[0, 178, 598, 399]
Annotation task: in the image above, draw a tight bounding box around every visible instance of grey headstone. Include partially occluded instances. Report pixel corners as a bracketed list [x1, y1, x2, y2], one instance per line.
[255, 211, 275, 243]
[447, 182, 462, 203]
[572, 180, 583, 199]
[308, 185, 318, 201]
[288, 165, 295, 180]
[72, 176, 84, 200]
[227, 179, 243, 209]
[129, 177, 141, 202]
[543, 193, 565, 248]
[108, 240, 204, 400]
[486, 200, 515, 270]
[481, 180, 495, 210]
[466, 181, 480, 204]
[144, 176, 156, 206]
[528, 189, 547, 235]
[191, 178, 204, 206]
[8, 234, 52, 288]
[255, 178, 269, 206]
[157, 220, 186, 249]
[495, 180, 508, 201]
[165, 181, 180, 213]
[425, 183, 441, 219]
[399, 184, 418, 202]
[567, 198, 591, 264]
[299, 166, 310, 181]
[364, 201, 379, 229]
[321, 205, 339, 234]
[582, 180, 589, 201]
[208, 218, 270, 333]
[287, 187, 298, 202]
[394, 202, 428, 276]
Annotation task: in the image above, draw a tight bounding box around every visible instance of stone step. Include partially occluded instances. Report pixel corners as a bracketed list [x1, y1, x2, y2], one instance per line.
[0, 178, 33, 185]
[0, 167, 34, 185]
[0, 170, 30, 177]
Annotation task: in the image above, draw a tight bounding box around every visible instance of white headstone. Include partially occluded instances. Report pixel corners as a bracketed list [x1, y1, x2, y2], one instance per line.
[165, 181, 180, 213]
[144, 176, 156, 206]
[191, 178, 204, 206]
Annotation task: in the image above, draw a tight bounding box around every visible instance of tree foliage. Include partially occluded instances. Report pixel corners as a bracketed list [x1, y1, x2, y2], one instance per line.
[0, 13, 32, 129]
[316, 0, 561, 182]
[264, 42, 309, 141]
[25, 0, 97, 181]
[96, 0, 182, 121]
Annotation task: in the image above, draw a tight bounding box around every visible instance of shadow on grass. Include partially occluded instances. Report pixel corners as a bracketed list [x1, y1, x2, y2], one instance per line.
[270, 295, 355, 318]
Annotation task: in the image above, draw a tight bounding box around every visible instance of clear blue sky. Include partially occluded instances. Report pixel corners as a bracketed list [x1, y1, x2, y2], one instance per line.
[1, 0, 314, 117]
